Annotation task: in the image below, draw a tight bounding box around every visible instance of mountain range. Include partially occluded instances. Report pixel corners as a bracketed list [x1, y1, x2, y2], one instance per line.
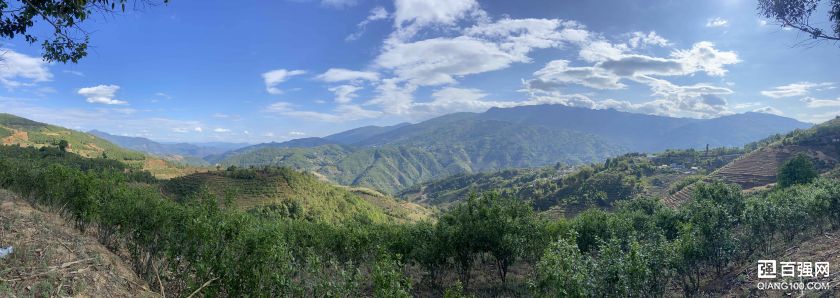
[206, 105, 811, 193]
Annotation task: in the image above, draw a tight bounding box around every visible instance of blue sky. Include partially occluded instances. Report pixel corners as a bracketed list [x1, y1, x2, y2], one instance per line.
[1, 0, 839, 143]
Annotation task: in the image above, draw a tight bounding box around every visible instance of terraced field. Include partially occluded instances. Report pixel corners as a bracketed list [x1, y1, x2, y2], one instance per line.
[664, 145, 840, 208]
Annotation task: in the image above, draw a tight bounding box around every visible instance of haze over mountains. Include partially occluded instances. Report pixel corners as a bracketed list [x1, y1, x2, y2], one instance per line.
[88, 130, 249, 166]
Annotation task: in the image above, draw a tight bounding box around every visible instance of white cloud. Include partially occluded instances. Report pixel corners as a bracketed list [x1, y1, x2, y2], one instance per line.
[212, 113, 241, 119]
[671, 41, 740, 76]
[262, 69, 306, 94]
[761, 82, 834, 98]
[213, 128, 230, 133]
[706, 17, 728, 27]
[155, 92, 172, 99]
[802, 110, 840, 123]
[801, 96, 840, 108]
[267, 101, 382, 122]
[376, 36, 520, 86]
[393, 0, 480, 29]
[526, 74, 736, 119]
[174, 126, 204, 133]
[627, 31, 671, 48]
[366, 78, 417, 114]
[315, 68, 379, 82]
[732, 102, 762, 110]
[376, 17, 592, 87]
[525, 59, 625, 90]
[758, 19, 768, 26]
[525, 42, 739, 96]
[411, 87, 497, 116]
[329, 85, 363, 103]
[0, 48, 52, 88]
[752, 106, 784, 116]
[346, 6, 389, 41]
[62, 70, 85, 77]
[464, 18, 586, 59]
[634, 75, 734, 118]
[578, 40, 626, 63]
[288, 131, 306, 136]
[78, 85, 128, 105]
[320, 0, 357, 9]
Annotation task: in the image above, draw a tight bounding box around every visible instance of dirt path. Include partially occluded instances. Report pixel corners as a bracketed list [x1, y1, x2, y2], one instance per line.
[0, 189, 157, 297]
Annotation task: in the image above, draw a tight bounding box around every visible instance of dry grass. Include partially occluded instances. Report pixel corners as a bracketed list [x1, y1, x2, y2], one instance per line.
[707, 230, 840, 297]
[0, 189, 157, 297]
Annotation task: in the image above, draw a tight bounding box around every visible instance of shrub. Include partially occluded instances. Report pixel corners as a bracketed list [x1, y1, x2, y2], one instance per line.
[778, 153, 818, 188]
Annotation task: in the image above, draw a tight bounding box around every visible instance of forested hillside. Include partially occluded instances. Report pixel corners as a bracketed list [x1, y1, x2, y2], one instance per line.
[401, 147, 743, 215]
[214, 105, 810, 194]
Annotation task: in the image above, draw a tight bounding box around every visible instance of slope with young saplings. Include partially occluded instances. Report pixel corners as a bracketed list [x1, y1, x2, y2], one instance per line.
[663, 117, 840, 207]
[160, 166, 432, 223]
[0, 189, 155, 297]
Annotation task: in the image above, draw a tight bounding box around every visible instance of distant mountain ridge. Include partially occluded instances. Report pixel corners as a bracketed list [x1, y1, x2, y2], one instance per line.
[212, 104, 811, 193]
[88, 130, 248, 165]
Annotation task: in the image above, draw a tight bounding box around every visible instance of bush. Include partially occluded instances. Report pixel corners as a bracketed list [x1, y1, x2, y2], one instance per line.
[778, 153, 818, 188]
[533, 237, 590, 297]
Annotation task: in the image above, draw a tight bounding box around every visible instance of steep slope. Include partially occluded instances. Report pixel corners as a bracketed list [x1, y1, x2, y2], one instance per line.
[88, 130, 247, 165]
[663, 116, 840, 207]
[160, 167, 432, 223]
[0, 190, 154, 297]
[0, 113, 195, 179]
[0, 113, 145, 161]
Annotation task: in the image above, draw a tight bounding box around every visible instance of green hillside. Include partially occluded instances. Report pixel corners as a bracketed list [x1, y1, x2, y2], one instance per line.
[217, 118, 624, 194]
[0, 113, 200, 178]
[0, 113, 145, 161]
[401, 147, 744, 215]
[161, 166, 433, 224]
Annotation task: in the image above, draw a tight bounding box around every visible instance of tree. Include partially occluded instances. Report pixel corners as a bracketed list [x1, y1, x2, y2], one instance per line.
[437, 192, 539, 286]
[758, 0, 840, 43]
[533, 236, 590, 298]
[0, 0, 168, 63]
[778, 153, 818, 188]
[57, 139, 68, 152]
